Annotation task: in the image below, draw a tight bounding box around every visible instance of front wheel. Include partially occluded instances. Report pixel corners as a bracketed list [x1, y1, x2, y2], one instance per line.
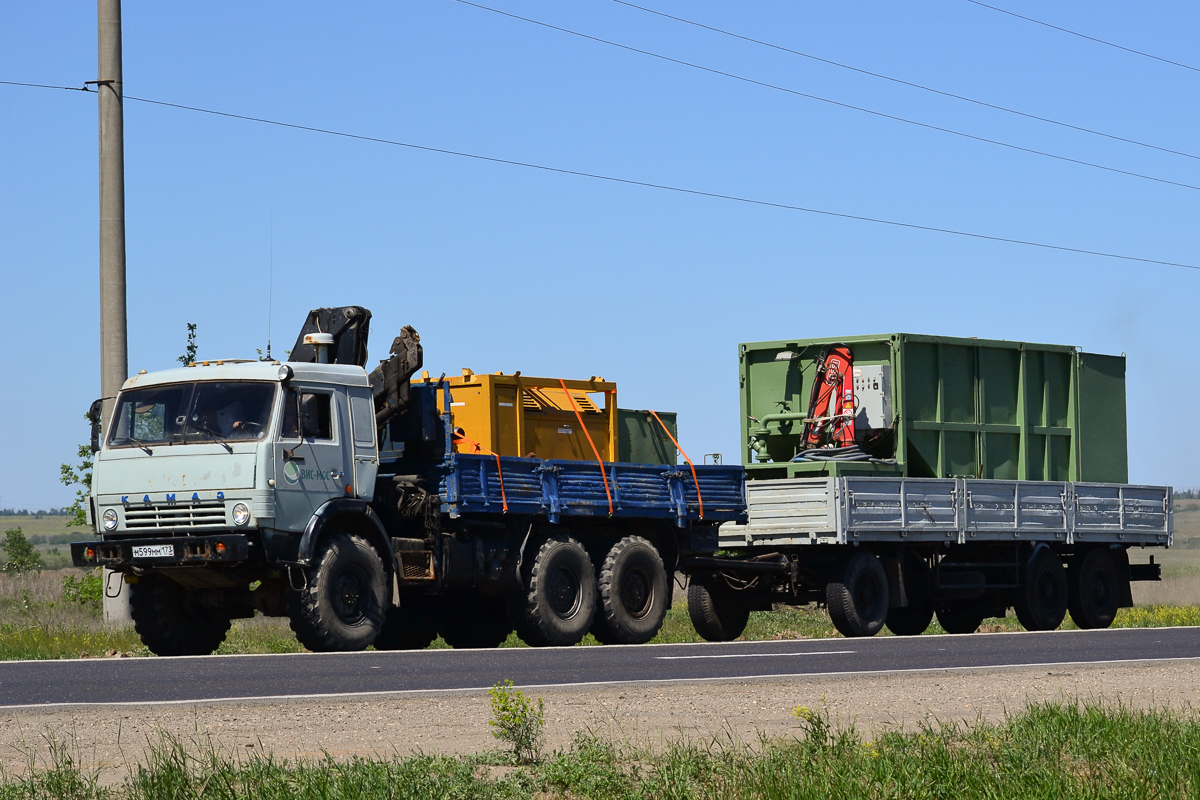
[592, 536, 669, 645]
[130, 573, 232, 656]
[508, 535, 597, 647]
[1067, 548, 1122, 630]
[1014, 548, 1067, 632]
[827, 550, 889, 638]
[287, 532, 388, 652]
[687, 576, 750, 642]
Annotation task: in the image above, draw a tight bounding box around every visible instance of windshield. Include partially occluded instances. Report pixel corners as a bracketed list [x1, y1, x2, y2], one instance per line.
[107, 381, 277, 448]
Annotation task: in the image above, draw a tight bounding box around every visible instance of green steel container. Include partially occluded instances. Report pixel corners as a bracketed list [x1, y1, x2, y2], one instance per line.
[618, 409, 679, 465]
[739, 334, 1127, 483]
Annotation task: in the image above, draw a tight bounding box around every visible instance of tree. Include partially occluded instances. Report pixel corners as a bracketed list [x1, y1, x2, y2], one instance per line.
[178, 322, 198, 365]
[60, 420, 93, 528]
[1, 527, 43, 575]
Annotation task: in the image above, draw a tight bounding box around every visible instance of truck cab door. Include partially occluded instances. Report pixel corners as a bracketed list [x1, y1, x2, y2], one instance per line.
[274, 385, 351, 532]
[348, 387, 378, 501]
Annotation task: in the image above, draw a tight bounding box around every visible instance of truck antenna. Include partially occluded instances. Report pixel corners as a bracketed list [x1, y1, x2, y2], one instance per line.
[266, 201, 274, 360]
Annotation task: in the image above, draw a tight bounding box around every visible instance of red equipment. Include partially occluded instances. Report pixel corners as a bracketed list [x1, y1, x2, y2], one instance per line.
[802, 344, 856, 448]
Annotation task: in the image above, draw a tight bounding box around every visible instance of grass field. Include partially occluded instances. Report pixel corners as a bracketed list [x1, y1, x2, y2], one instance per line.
[2, 701, 1196, 798]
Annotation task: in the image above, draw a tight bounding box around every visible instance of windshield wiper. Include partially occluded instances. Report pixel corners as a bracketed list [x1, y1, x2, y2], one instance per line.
[185, 418, 234, 453]
[115, 437, 154, 455]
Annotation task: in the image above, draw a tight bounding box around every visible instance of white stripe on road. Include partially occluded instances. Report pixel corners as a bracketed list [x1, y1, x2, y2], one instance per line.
[655, 650, 855, 660]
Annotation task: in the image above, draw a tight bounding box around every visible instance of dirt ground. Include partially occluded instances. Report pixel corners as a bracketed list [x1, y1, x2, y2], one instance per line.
[3, 659, 1199, 780]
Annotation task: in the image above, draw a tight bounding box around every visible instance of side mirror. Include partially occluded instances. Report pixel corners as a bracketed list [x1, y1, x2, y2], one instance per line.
[87, 398, 104, 454]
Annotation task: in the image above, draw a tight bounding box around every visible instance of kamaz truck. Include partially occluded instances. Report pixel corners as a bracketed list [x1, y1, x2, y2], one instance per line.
[73, 307, 745, 655]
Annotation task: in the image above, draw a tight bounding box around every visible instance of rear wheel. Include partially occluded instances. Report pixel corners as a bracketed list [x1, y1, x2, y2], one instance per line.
[508, 535, 596, 647]
[827, 551, 889, 638]
[129, 573, 232, 656]
[593, 536, 669, 645]
[438, 593, 514, 649]
[1068, 548, 1122, 630]
[687, 576, 750, 642]
[288, 532, 388, 652]
[1014, 548, 1068, 632]
[885, 603, 933, 636]
[935, 605, 986, 634]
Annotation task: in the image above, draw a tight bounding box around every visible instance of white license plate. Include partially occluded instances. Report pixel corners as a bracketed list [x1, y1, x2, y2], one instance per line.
[132, 544, 176, 559]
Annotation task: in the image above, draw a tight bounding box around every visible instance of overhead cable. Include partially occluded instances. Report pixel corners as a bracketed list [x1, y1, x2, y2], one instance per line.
[610, 0, 1200, 163]
[965, 0, 1200, 74]
[450, 0, 1200, 193]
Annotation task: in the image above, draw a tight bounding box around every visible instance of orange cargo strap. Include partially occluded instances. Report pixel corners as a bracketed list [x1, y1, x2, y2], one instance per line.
[558, 378, 614, 515]
[648, 410, 704, 520]
[452, 432, 508, 513]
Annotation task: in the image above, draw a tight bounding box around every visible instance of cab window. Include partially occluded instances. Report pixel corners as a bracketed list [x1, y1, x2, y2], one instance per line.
[283, 389, 334, 440]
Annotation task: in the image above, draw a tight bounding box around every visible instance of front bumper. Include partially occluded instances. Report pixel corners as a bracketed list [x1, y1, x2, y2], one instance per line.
[71, 534, 250, 569]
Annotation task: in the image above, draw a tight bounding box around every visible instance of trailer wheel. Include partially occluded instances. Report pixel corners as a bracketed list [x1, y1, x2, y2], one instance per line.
[374, 595, 440, 651]
[885, 603, 933, 636]
[129, 573, 232, 656]
[827, 551, 889, 637]
[935, 606, 986, 634]
[1014, 548, 1068, 632]
[438, 593, 514, 649]
[508, 535, 596, 647]
[287, 532, 388, 652]
[1067, 548, 1122, 630]
[687, 576, 750, 642]
[592, 536, 669, 645]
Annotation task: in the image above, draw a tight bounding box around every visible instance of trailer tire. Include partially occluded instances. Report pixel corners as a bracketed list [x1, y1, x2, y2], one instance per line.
[438, 593, 514, 649]
[827, 551, 889, 638]
[687, 576, 750, 642]
[374, 595, 440, 651]
[936, 605, 986, 634]
[1014, 548, 1068, 632]
[129, 573, 232, 656]
[592, 536, 669, 645]
[1067, 548, 1121, 630]
[885, 603, 933, 636]
[508, 535, 596, 647]
[287, 532, 388, 652]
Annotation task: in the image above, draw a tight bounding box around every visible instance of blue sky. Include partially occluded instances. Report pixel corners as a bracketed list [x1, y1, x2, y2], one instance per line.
[2, 1, 1197, 508]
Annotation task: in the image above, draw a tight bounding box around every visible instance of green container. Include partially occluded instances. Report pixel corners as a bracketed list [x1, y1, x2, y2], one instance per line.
[618, 409, 679, 465]
[739, 334, 1127, 483]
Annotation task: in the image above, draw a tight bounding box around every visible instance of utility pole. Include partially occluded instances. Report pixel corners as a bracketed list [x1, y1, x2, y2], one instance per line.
[98, 0, 131, 623]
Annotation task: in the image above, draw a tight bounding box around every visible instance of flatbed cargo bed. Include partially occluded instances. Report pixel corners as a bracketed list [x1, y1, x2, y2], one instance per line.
[720, 476, 1172, 549]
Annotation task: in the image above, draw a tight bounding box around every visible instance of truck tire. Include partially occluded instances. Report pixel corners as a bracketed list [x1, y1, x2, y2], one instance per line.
[826, 550, 889, 638]
[508, 535, 597, 647]
[1067, 548, 1121, 630]
[935, 605, 986, 634]
[1014, 548, 1068, 632]
[592, 536, 669, 645]
[374, 595, 440, 651]
[687, 576, 750, 642]
[129, 573, 232, 656]
[885, 603, 933, 636]
[438, 593, 514, 649]
[287, 532, 388, 652]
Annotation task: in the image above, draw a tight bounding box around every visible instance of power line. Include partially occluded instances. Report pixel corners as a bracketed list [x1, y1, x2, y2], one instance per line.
[449, 0, 1200, 194]
[5, 80, 1192, 272]
[610, 0, 1200, 163]
[965, 0, 1200, 74]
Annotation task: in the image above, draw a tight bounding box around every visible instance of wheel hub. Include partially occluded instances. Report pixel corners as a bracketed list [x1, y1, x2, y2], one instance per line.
[334, 571, 365, 622]
[548, 566, 581, 618]
[620, 568, 652, 618]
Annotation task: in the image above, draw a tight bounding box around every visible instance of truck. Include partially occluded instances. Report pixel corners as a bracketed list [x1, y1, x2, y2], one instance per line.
[73, 307, 745, 655]
[74, 315, 1171, 654]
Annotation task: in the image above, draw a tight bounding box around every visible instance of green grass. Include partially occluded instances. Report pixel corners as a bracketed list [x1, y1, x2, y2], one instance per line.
[3, 701, 1198, 798]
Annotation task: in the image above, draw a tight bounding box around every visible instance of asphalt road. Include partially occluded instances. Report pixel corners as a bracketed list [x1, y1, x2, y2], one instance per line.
[1, 627, 1196, 709]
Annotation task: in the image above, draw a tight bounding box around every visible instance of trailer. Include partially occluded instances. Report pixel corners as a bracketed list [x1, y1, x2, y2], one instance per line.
[680, 334, 1170, 640]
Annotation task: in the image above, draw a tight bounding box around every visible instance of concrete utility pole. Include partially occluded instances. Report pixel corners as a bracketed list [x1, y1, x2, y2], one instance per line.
[98, 0, 131, 623]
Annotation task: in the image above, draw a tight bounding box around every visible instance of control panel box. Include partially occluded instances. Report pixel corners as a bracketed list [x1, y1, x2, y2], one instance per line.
[853, 364, 893, 430]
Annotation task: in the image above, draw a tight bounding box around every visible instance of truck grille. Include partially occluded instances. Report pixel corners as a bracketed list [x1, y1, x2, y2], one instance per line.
[125, 501, 226, 530]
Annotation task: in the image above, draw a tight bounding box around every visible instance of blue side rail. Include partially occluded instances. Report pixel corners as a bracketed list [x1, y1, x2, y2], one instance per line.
[440, 453, 746, 527]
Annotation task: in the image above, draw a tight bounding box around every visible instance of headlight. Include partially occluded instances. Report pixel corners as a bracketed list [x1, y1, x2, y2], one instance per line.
[232, 503, 250, 526]
[102, 508, 118, 531]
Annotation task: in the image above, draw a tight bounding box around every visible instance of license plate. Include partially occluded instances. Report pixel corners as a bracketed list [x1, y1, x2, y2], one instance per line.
[132, 544, 176, 559]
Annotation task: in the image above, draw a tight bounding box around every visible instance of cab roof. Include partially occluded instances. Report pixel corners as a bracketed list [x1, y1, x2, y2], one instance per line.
[120, 360, 370, 391]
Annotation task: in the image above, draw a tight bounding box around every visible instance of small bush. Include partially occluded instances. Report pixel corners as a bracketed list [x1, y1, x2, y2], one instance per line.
[488, 679, 545, 764]
[1, 528, 42, 575]
[61, 569, 102, 610]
